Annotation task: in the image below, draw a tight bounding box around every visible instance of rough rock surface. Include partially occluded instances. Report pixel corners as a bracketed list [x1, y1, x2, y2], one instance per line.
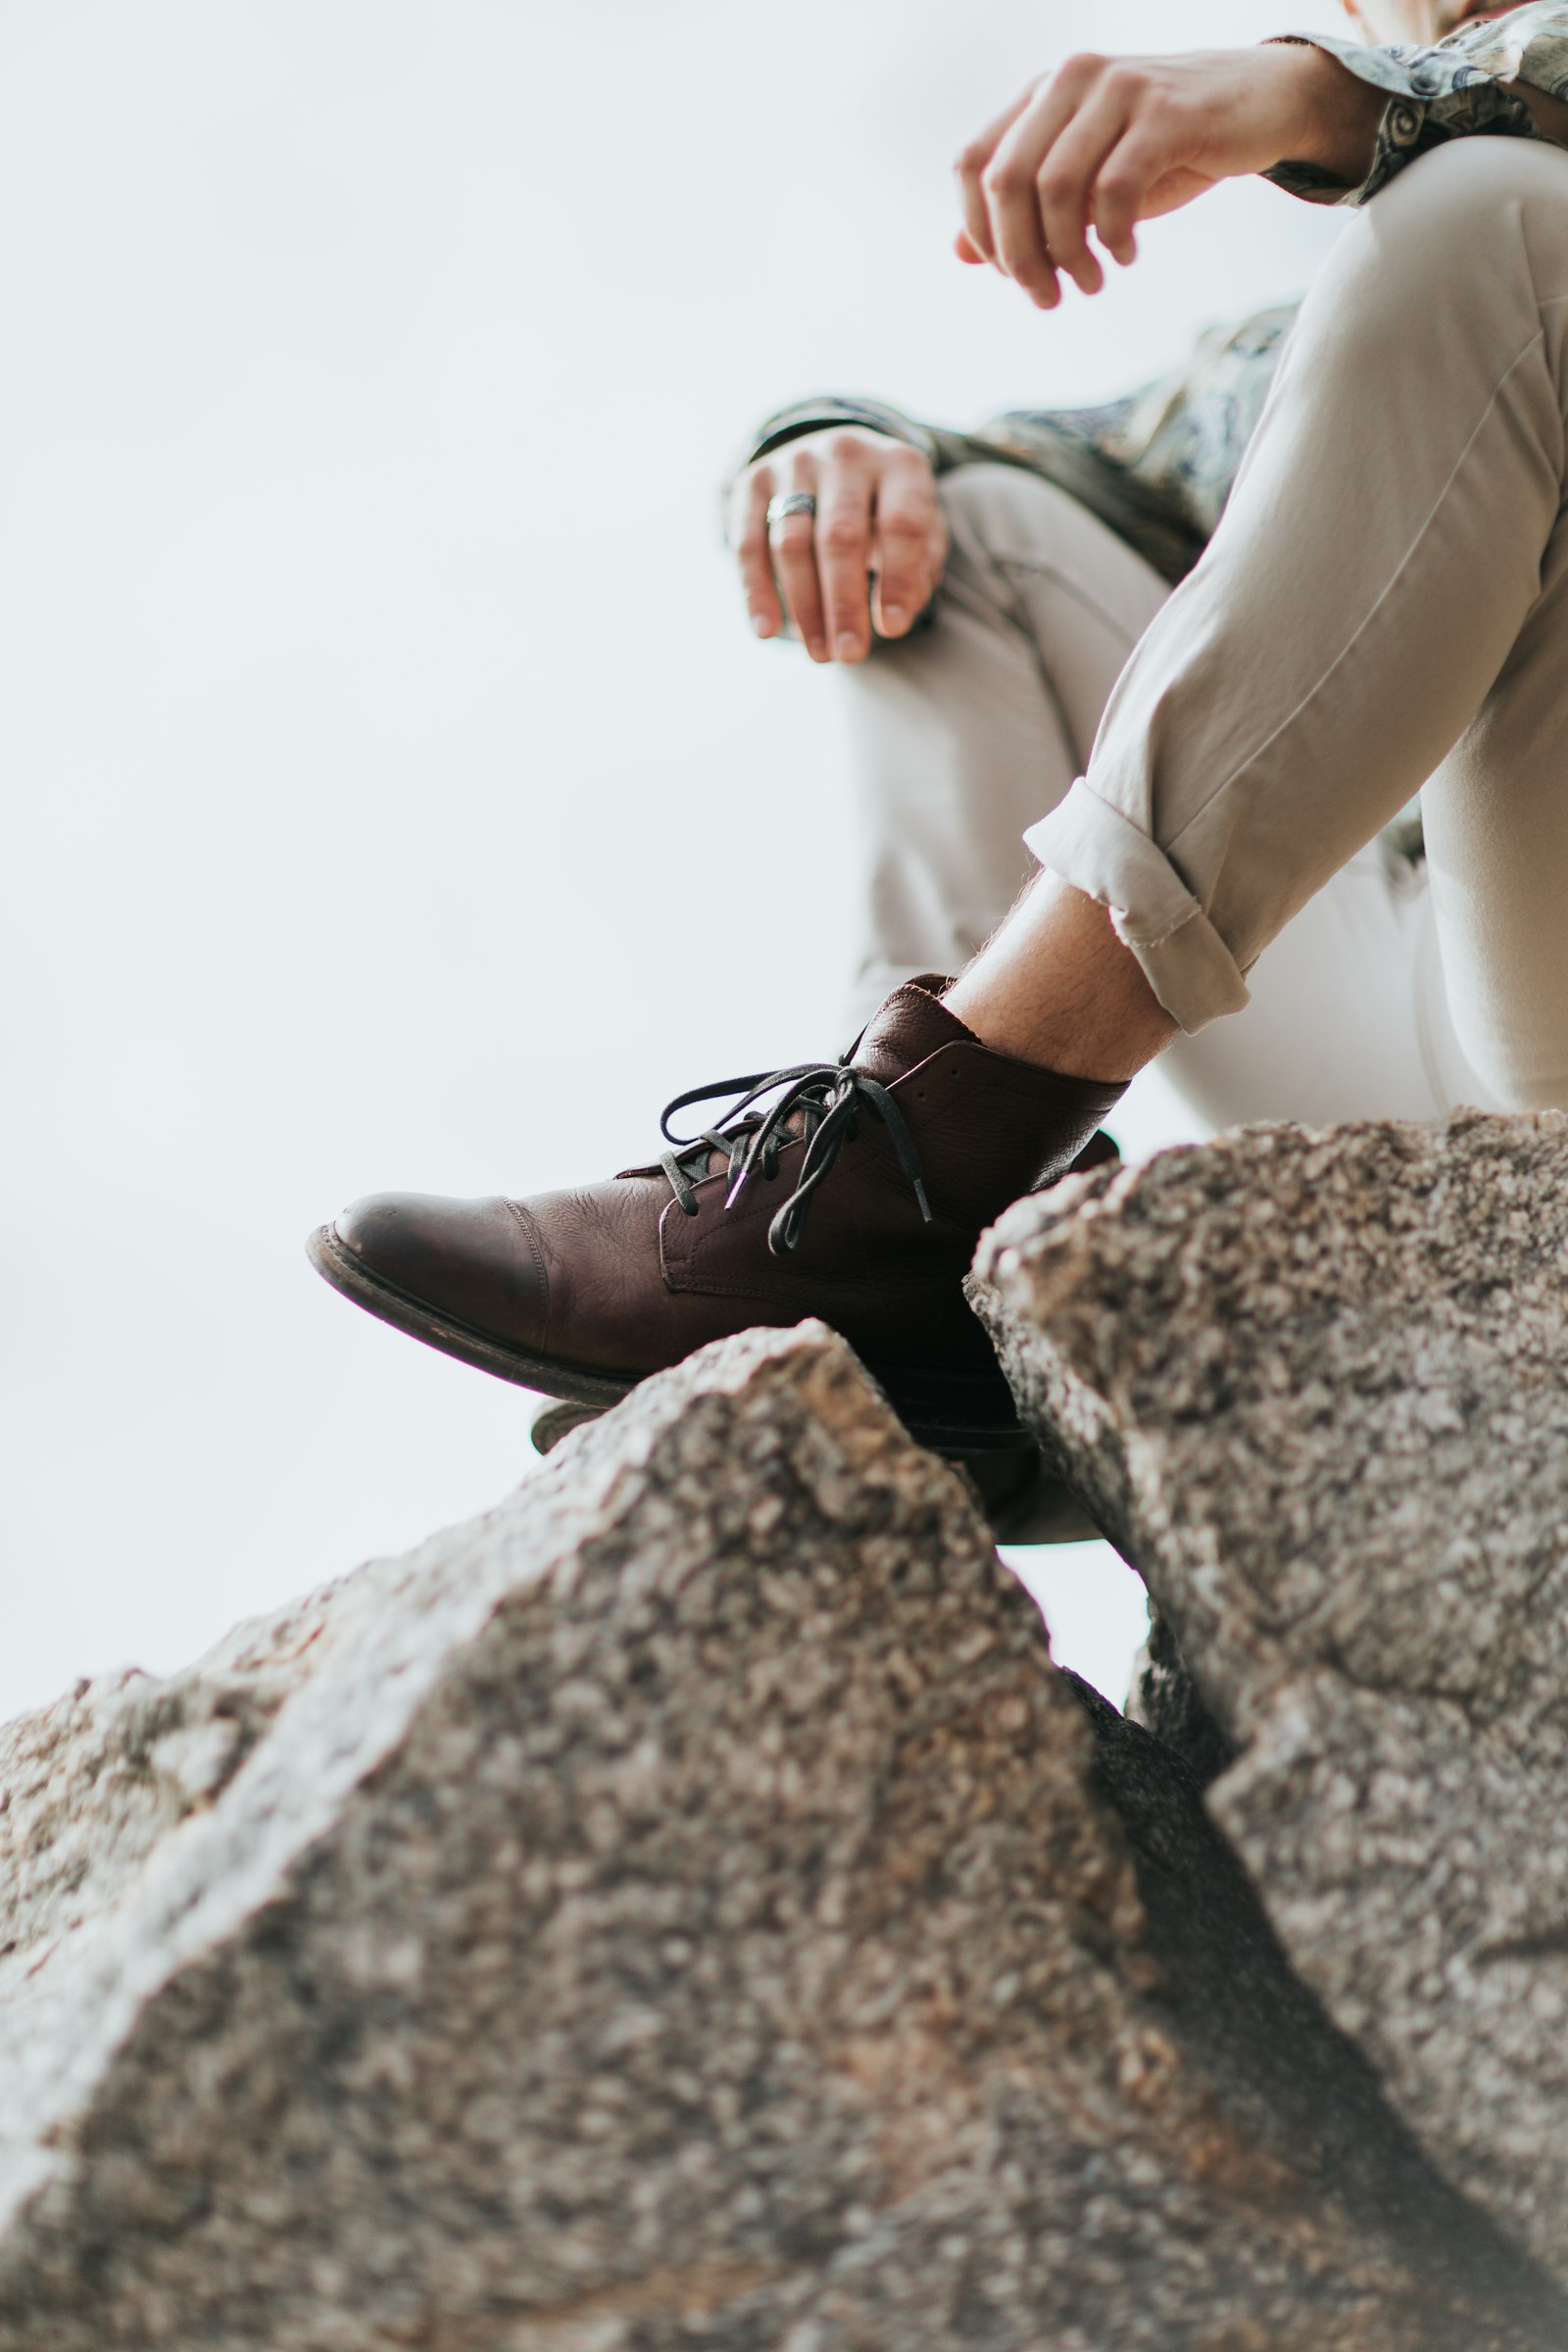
[973, 1109, 1568, 2296]
[0, 1320, 1553, 2348]
[1125, 1604, 1237, 1788]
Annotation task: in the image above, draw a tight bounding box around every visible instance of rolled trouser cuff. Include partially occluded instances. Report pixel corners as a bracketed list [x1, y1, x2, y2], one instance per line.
[1023, 779, 1250, 1035]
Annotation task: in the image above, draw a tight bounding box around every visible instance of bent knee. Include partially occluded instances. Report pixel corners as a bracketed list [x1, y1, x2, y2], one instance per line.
[936, 461, 1168, 609]
[936, 461, 1081, 556]
[1282, 135, 1568, 422]
[1349, 134, 1568, 294]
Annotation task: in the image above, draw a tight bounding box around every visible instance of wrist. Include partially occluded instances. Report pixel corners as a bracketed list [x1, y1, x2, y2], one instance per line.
[1261, 37, 1387, 184]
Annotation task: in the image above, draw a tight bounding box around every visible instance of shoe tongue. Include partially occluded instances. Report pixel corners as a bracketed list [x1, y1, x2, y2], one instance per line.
[851, 975, 975, 1085]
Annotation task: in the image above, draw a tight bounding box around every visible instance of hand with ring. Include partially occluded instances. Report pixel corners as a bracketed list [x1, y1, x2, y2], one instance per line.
[728, 426, 949, 663]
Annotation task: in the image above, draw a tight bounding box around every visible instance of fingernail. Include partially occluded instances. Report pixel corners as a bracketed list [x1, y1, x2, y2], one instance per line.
[882, 606, 906, 632]
[808, 639, 827, 662]
[835, 634, 861, 662]
[752, 612, 774, 637]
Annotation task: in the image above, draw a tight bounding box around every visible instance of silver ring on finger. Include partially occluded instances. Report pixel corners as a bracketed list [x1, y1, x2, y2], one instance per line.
[766, 491, 817, 528]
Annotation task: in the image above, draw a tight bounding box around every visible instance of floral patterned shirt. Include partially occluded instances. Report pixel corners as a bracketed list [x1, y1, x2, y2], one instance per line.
[1269, 3, 1568, 205]
[740, 6, 1568, 587]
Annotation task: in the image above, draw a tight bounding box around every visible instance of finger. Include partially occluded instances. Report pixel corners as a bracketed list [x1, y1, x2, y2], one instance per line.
[732, 466, 782, 638]
[953, 85, 1033, 268]
[983, 64, 1106, 306]
[871, 521, 948, 639]
[1092, 127, 1169, 264]
[1036, 79, 1139, 296]
[768, 455, 828, 661]
[868, 456, 944, 636]
[812, 440, 878, 662]
[954, 226, 988, 265]
[984, 123, 1058, 307]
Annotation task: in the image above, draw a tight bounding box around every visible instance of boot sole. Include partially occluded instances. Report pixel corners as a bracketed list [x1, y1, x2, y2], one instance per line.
[308, 1223, 1027, 1456]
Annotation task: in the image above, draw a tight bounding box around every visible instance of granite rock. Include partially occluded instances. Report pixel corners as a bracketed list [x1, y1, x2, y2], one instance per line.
[1, 1321, 1555, 2345]
[973, 1109, 1568, 2295]
[1125, 1604, 1236, 1789]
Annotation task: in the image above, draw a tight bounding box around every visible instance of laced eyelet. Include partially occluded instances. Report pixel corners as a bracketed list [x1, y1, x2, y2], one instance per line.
[658, 1054, 932, 1258]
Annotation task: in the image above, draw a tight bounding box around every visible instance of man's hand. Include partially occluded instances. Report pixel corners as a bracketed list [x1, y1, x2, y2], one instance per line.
[954, 44, 1388, 308]
[730, 427, 948, 663]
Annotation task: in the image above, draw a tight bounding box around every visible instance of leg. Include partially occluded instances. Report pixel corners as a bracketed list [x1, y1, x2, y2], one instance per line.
[1424, 507, 1568, 1107]
[993, 138, 1568, 1110]
[1157, 845, 1465, 1129]
[854, 465, 1453, 1117]
[840, 465, 1167, 1030]
[320, 149, 1568, 1421]
[312, 464, 1149, 1440]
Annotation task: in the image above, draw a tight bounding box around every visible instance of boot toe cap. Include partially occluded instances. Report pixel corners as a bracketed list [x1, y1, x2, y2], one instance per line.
[329, 1190, 547, 1348]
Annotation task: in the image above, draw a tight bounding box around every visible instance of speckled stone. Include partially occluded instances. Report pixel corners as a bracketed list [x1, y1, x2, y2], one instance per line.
[1125, 1604, 1237, 1789]
[0, 1319, 1556, 2348]
[973, 1109, 1568, 2297]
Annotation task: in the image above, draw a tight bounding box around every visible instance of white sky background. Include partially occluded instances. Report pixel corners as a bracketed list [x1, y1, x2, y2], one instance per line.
[0, 1, 1347, 1723]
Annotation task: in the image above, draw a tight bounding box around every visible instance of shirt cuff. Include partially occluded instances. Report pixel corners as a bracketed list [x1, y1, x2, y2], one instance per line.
[1260, 28, 1539, 206]
[733, 398, 937, 479]
[1260, 32, 1432, 205]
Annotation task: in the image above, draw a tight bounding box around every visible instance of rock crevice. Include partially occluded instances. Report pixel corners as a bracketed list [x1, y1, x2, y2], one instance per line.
[0, 1317, 1558, 2346]
[973, 1109, 1568, 2302]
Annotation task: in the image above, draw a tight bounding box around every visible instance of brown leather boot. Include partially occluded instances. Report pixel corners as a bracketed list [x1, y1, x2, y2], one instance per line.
[307, 977, 1123, 1451]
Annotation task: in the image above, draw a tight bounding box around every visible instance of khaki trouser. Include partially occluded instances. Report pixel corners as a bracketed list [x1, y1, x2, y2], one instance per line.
[847, 136, 1568, 1122]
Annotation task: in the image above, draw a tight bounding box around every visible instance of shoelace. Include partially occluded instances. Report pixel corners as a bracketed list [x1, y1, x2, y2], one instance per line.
[659, 1058, 933, 1258]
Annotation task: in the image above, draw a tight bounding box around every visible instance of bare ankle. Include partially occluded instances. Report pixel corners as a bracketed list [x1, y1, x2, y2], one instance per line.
[944, 876, 1177, 1082]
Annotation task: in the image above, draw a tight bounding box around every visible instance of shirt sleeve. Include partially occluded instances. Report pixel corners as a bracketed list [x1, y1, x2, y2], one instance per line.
[727, 386, 1215, 589]
[726, 306, 1301, 589]
[1264, 4, 1568, 206]
[729, 393, 977, 481]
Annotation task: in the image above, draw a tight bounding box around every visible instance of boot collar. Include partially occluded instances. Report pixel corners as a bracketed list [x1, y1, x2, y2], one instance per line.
[850, 975, 972, 1085]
